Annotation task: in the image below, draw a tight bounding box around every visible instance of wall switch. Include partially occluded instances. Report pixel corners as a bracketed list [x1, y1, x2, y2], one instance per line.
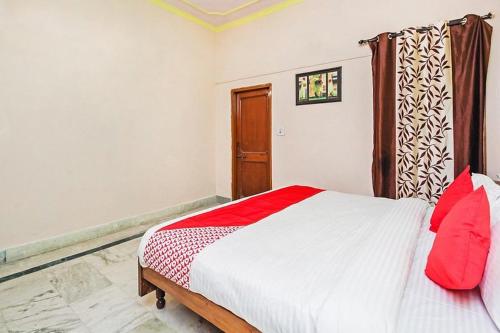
[277, 128, 285, 136]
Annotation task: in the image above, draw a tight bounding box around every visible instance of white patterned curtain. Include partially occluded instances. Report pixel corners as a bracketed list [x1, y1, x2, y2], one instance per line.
[395, 22, 455, 204]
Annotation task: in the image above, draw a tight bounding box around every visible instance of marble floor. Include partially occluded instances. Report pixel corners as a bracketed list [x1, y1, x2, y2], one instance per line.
[0, 210, 222, 333]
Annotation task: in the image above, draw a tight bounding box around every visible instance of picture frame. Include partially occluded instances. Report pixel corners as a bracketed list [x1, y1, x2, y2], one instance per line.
[296, 67, 342, 105]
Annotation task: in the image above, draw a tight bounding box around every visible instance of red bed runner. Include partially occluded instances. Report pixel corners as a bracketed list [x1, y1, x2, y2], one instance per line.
[142, 185, 323, 288]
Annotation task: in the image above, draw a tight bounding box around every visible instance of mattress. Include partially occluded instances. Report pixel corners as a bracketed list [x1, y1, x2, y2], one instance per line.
[139, 188, 498, 332]
[396, 208, 499, 333]
[140, 188, 429, 332]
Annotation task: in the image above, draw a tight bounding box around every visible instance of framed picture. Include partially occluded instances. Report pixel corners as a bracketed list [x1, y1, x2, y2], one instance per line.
[296, 67, 342, 105]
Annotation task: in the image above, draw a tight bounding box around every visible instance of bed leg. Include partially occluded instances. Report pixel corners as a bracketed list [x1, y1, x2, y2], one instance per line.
[156, 288, 166, 309]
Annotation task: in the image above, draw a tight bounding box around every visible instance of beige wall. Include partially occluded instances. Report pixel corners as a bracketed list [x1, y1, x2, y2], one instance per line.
[214, 0, 500, 198]
[2, 0, 499, 249]
[0, 0, 215, 248]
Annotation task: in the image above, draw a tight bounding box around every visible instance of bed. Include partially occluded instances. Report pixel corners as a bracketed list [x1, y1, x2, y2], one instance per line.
[137, 186, 499, 333]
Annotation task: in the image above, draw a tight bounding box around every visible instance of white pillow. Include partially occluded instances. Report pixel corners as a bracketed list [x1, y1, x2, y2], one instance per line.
[480, 221, 500, 330]
[472, 173, 500, 226]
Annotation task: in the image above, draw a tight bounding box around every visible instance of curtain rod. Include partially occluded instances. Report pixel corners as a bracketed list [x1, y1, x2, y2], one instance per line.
[358, 12, 494, 45]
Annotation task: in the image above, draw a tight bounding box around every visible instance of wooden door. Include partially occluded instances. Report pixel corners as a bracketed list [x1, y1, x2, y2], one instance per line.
[232, 84, 272, 200]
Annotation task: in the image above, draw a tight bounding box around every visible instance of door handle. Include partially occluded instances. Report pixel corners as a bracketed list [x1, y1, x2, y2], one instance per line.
[236, 143, 246, 159]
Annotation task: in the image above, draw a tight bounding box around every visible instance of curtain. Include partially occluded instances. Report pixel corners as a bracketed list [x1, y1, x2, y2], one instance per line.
[450, 15, 492, 176]
[370, 14, 492, 203]
[370, 34, 397, 198]
[395, 23, 454, 203]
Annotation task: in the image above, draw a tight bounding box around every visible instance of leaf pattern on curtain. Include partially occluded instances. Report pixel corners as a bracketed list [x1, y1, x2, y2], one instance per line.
[396, 23, 454, 204]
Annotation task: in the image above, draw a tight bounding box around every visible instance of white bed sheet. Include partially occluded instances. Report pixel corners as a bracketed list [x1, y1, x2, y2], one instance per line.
[189, 191, 428, 333]
[397, 208, 499, 333]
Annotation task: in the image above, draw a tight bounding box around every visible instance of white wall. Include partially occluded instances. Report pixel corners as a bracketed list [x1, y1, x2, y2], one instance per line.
[1, 0, 499, 250]
[214, 0, 500, 198]
[0, 0, 215, 248]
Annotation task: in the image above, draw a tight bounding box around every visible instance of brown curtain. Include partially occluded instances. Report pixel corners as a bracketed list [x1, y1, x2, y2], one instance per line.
[370, 15, 492, 200]
[450, 15, 492, 176]
[370, 34, 397, 198]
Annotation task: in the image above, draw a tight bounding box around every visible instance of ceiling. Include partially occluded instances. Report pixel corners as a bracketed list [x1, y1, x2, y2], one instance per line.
[157, 0, 298, 28]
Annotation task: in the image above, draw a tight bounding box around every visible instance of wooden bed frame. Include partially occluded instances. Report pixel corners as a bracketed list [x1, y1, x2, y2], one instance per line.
[138, 262, 260, 333]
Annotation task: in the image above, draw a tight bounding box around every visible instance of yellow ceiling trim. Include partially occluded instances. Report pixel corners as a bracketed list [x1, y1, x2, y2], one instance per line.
[214, 0, 303, 32]
[179, 0, 260, 16]
[149, 0, 217, 31]
[149, 0, 303, 32]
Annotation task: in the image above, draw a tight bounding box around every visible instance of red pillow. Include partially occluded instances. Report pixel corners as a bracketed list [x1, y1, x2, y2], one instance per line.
[430, 165, 473, 232]
[425, 186, 491, 290]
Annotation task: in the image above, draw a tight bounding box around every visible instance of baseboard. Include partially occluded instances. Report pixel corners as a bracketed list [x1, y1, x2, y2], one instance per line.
[1, 195, 218, 264]
[216, 196, 231, 204]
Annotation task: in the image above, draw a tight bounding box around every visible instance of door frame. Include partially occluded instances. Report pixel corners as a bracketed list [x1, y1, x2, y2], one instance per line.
[231, 83, 272, 200]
